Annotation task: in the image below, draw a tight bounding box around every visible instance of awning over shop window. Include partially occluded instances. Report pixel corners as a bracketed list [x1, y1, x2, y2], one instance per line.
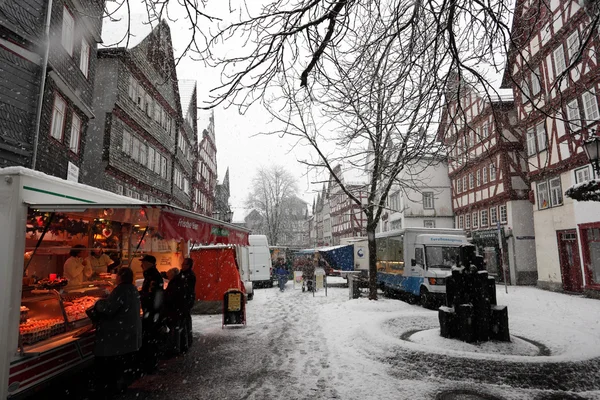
[29, 203, 250, 246]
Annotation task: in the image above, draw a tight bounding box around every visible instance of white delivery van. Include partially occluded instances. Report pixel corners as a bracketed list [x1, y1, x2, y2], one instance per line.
[248, 235, 273, 288]
[376, 228, 470, 308]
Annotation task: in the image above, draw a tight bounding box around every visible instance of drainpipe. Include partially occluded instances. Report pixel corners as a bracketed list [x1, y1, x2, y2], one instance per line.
[31, 0, 53, 170]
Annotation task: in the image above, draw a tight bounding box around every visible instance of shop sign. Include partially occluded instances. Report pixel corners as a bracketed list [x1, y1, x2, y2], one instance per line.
[211, 226, 229, 237]
[66, 162, 79, 182]
[158, 211, 249, 245]
[472, 229, 502, 241]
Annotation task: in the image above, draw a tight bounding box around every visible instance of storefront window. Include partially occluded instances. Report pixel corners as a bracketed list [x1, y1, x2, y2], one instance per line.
[585, 227, 600, 285]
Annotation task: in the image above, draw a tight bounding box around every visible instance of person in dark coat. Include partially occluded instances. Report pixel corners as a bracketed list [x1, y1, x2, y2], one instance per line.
[87, 267, 141, 397]
[138, 254, 164, 374]
[179, 257, 196, 351]
[163, 267, 187, 355]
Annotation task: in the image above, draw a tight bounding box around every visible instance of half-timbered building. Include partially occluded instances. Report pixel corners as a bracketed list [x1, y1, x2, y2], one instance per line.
[328, 164, 368, 245]
[507, 0, 600, 294]
[438, 86, 538, 285]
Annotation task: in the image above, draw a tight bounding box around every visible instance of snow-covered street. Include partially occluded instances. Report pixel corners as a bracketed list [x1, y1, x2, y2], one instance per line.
[111, 279, 600, 400]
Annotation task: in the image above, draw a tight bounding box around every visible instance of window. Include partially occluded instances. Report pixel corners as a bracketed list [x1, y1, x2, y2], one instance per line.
[142, 194, 149, 202]
[483, 167, 488, 184]
[456, 179, 462, 193]
[526, 129, 536, 156]
[79, 39, 90, 78]
[139, 143, 147, 166]
[145, 94, 153, 117]
[125, 188, 133, 197]
[423, 192, 434, 209]
[137, 85, 146, 110]
[116, 184, 123, 196]
[154, 103, 161, 122]
[128, 76, 138, 100]
[567, 30, 580, 63]
[61, 7, 74, 56]
[122, 130, 131, 154]
[458, 215, 464, 229]
[521, 78, 530, 103]
[490, 163, 496, 181]
[482, 123, 489, 138]
[472, 212, 479, 228]
[132, 136, 140, 162]
[553, 45, 566, 76]
[465, 213, 471, 229]
[160, 156, 167, 179]
[147, 147, 155, 171]
[462, 176, 467, 192]
[531, 68, 541, 96]
[132, 191, 140, 200]
[476, 170, 481, 187]
[582, 91, 599, 122]
[424, 220, 435, 228]
[69, 114, 81, 153]
[536, 122, 547, 151]
[183, 177, 190, 194]
[537, 181, 550, 210]
[575, 166, 591, 184]
[499, 205, 507, 224]
[469, 173, 474, 189]
[549, 177, 563, 207]
[566, 99, 581, 132]
[50, 95, 67, 141]
[154, 151, 161, 174]
[490, 206, 498, 225]
[480, 209, 488, 227]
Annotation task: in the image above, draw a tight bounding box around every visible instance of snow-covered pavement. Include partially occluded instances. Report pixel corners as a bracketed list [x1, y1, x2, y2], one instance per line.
[116, 279, 600, 400]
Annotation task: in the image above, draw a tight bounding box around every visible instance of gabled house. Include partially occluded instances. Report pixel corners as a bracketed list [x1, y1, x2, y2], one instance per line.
[82, 19, 190, 207]
[196, 112, 217, 215]
[376, 157, 454, 233]
[0, 0, 104, 181]
[328, 164, 368, 244]
[506, 0, 600, 294]
[438, 83, 537, 285]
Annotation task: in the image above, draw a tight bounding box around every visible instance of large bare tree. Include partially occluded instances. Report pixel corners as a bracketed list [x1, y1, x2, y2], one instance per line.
[246, 165, 302, 246]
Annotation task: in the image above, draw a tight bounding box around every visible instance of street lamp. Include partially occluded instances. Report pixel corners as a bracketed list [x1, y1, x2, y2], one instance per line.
[212, 211, 221, 220]
[224, 210, 234, 223]
[583, 131, 600, 177]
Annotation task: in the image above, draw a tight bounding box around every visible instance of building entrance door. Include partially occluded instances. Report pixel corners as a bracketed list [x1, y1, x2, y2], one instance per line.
[557, 230, 583, 292]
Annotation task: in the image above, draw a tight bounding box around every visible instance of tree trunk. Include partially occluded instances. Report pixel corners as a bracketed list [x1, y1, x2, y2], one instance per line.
[367, 226, 378, 300]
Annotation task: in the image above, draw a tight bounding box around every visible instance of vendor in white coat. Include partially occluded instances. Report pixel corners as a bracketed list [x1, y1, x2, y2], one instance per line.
[64, 245, 92, 287]
[87, 243, 115, 278]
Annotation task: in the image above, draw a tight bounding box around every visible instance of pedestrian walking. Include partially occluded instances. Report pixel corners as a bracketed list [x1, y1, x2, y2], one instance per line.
[274, 258, 288, 292]
[138, 255, 164, 374]
[179, 257, 196, 351]
[163, 267, 186, 355]
[86, 267, 142, 398]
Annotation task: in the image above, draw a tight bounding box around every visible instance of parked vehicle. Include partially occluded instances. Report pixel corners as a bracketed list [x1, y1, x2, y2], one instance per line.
[248, 235, 273, 288]
[376, 228, 470, 308]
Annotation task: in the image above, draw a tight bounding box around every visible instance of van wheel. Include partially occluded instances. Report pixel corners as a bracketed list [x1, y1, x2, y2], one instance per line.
[420, 287, 433, 309]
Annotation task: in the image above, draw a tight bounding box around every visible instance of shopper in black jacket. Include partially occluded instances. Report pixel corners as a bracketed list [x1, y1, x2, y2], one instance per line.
[87, 267, 141, 397]
[179, 257, 196, 351]
[138, 255, 164, 374]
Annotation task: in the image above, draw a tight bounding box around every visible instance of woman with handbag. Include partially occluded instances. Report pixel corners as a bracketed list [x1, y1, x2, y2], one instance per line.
[87, 267, 142, 399]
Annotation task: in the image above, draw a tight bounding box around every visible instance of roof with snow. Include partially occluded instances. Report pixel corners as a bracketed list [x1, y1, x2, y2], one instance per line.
[178, 80, 196, 118]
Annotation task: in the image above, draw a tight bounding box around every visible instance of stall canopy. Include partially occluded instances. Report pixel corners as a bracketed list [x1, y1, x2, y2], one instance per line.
[29, 203, 250, 246]
[296, 245, 354, 271]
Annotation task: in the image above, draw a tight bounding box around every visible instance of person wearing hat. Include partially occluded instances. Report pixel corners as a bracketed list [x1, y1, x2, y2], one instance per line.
[138, 254, 164, 375]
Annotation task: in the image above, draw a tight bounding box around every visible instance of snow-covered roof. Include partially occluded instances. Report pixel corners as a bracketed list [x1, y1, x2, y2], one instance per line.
[178, 80, 196, 119]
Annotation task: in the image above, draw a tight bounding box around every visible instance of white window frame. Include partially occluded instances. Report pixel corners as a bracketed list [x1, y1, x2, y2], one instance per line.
[122, 130, 131, 155]
[476, 169, 481, 187]
[423, 192, 434, 209]
[575, 166, 591, 184]
[553, 44, 567, 76]
[50, 95, 67, 141]
[79, 39, 90, 78]
[482, 123, 489, 138]
[582, 91, 600, 123]
[128, 76, 137, 100]
[482, 166, 488, 184]
[462, 176, 467, 191]
[566, 99, 581, 132]
[526, 129, 536, 156]
[61, 7, 74, 56]
[549, 177, 563, 207]
[132, 136, 140, 162]
[537, 181, 550, 210]
[531, 67, 541, 96]
[161, 156, 167, 179]
[147, 147, 155, 171]
[139, 142, 147, 166]
[458, 215, 464, 229]
[125, 188, 133, 198]
[480, 209, 488, 227]
[567, 30, 580, 63]
[490, 206, 498, 225]
[69, 113, 81, 154]
[116, 184, 123, 196]
[536, 122, 547, 152]
[472, 212, 479, 229]
[499, 205, 507, 224]
[465, 213, 471, 229]
[490, 163, 496, 181]
[154, 151, 161, 174]
[145, 94, 153, 117]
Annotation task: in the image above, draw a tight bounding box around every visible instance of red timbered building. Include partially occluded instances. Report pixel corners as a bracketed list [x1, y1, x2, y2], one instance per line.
[507, 0, 600, 294]
[328, 165, 368, 245]
[438, 87, 538, 285]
